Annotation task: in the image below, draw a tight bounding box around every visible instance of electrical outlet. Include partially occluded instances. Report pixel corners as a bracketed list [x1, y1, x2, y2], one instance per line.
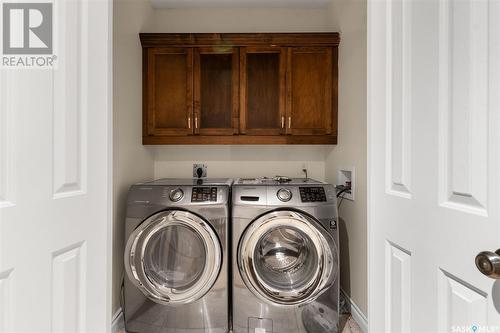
[337, 168, 355, 201]
[193, 164, 207, 178]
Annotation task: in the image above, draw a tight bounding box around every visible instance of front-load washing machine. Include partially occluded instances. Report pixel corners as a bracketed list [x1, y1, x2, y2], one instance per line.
[232, 178, 339, 333]
[123, 178, 232, 333]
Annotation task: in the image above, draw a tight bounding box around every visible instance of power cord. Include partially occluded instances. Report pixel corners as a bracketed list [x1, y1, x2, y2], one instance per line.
[120, 272, 127, 326]
[335, 185, 352, 210]
[338, 195, 346, 209]
[335, 185, 351, 198]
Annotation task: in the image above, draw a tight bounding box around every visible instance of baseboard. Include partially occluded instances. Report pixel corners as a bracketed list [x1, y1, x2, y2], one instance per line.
[111, 308, 124, 333]
[340, 289, 368, 333]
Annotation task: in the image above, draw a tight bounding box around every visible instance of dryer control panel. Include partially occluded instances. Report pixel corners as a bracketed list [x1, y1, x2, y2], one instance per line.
[191, 187, 218, 202]
[299, 187, 327, 202]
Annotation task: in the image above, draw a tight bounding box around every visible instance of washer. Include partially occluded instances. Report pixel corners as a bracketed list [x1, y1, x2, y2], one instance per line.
[123, 178, 232, 333]
[232, 178, 339, 333]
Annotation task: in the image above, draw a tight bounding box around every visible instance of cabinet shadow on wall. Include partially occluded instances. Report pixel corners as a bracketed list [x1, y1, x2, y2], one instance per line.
[150, 145, 330, 161]
[148, 145, 336, 181]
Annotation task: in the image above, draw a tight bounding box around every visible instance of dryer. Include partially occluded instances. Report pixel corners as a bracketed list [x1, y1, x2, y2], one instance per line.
[123, 178, 232, 333]
[232, 178, 339, 333]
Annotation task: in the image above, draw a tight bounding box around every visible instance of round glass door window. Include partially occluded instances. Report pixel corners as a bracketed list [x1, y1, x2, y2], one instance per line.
[125, 210, 221, 305]
[238, 210, 337, 306]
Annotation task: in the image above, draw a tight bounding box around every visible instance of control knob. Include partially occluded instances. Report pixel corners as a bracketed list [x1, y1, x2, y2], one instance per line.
[277, 188, 292, 202]
[169, 188, 184, 202]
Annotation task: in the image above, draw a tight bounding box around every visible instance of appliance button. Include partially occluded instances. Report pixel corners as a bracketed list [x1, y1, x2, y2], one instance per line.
[169, 188, 184, 202]
[277, 188, 292, 202]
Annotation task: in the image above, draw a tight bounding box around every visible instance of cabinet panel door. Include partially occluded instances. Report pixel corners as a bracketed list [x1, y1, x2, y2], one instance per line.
[194, 47, 239, 136]
[240, 47, 286, 135]
[286, 47, 337, 135]
[145, 48, 193, 136]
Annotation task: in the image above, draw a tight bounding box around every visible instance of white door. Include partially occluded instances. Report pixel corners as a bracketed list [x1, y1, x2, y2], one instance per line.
[0, 0, 112, 332]
[368, 0, 500, 332]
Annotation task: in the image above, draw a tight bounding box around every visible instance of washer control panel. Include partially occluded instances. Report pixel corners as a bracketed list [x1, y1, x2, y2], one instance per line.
[191, 187, 218, 202]
[299, 187, 327, 202]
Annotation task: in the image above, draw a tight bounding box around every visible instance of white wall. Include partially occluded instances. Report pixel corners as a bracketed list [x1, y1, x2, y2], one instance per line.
[145, 7, 332, 32]
[325, 0, 368, 316]
[153, 146, 327, 180]
[112, 0, 155, 315]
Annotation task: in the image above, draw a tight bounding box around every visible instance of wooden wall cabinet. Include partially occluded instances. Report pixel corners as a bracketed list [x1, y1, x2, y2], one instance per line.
[195, 47, 239, 135]
[286, 47, 336, 136]
[141, 33, 339, 145]
[144, 47, 193, 136]
[240, 47, 286, 136]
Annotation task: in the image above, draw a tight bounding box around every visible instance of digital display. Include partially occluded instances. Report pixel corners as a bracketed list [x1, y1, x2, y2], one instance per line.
[191, 187, 217, 202]
[299, 187, 327, 202]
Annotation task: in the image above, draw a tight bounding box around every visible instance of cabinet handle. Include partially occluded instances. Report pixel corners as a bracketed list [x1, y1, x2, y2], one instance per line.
[195, 117, 198, 129]
[288, 117, 291, 129]
[281, 116, 285, 128]
[188, 117, 191, 129]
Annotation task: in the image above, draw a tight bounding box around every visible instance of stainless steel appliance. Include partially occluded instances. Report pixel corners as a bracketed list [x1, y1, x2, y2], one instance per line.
[232, 178, 339, 333]
[123, 178, 232, 333]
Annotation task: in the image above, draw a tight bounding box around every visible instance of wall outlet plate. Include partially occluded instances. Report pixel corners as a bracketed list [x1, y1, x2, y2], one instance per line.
[193, 164, 207, 178]
[337, 167, 355, 201]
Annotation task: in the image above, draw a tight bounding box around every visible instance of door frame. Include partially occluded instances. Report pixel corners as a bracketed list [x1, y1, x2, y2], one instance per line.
[367, 0, 382, 330]
[103, 0, 114, 330]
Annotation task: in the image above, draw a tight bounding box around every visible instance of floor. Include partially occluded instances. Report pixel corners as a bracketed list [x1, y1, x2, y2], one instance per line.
[339, 314, 363, 333]
[116, 314, 361, 333]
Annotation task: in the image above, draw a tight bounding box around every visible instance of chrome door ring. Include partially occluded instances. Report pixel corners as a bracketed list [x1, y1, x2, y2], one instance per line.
[238, 210, 337, 307]
[125, 210, 222, 305]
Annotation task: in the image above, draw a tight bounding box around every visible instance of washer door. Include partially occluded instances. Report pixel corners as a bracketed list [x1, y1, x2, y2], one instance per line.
[238, 210, 337, 306]
[125, 210, 222, 305]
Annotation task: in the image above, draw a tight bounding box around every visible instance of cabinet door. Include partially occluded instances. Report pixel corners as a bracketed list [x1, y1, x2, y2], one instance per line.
[286, 47, 337, 135]
[194, 47, 239, 135]
[145, 47, 194, 136]
[240, 47, 286, 135]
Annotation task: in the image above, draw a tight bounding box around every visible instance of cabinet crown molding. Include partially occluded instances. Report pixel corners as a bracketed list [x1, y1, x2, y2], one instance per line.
[140, 33, 340, 48]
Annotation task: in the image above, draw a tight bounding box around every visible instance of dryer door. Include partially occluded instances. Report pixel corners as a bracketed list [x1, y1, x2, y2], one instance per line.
[125, 210, 222, 305]
[238, 210, 337, 306]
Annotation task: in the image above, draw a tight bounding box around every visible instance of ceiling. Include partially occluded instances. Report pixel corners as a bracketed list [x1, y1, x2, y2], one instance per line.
[150, 0, 330, 9]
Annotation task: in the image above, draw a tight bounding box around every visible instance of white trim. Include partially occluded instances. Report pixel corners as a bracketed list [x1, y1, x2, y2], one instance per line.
[111, 308, 124, 333]
[341, 289, 368, 333]
[367, 0, 373, 331]
[106, 0, 114, 331]
[366, 0, 380, 331]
